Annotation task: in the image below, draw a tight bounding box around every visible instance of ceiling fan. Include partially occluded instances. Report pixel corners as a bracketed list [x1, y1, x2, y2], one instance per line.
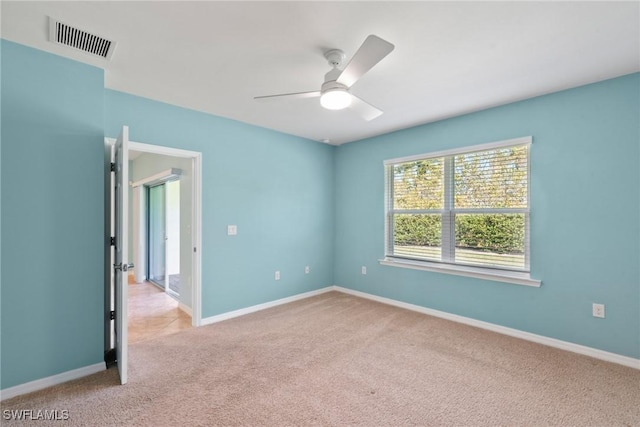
[254, 35, 394, 121]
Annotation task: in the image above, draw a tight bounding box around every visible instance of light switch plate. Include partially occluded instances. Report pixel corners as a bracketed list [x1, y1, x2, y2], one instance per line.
[227, 225, 237, 236]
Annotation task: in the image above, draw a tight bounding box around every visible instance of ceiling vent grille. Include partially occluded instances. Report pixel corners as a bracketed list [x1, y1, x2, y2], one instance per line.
[48, 17, 116, 60]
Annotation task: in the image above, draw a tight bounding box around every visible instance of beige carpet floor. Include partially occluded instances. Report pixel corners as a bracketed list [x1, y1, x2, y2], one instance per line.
[2, 291, 639, 426]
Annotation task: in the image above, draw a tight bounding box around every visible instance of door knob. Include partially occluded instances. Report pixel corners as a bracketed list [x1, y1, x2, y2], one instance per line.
[114, 263, 135, 272]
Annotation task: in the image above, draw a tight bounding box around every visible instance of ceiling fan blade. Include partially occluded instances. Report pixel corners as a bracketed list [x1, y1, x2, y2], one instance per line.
[336, 35, 394, 88]
[349, 95, 383, 121]
[254, 91, 321, 102]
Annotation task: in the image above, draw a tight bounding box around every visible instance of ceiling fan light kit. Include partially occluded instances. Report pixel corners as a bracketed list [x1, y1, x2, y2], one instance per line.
[320, 52, 351, 110]
[320, 89, 352, 110]
[254, 35, 394, 120]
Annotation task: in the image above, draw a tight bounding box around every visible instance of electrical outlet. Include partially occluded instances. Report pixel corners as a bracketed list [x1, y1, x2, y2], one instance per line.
[227, 225, 237, 235]
[592, 303, 605, 318]
[361, 266, 367, 275]
[305, 266, 310, 274]
[275, 271, 280, 280]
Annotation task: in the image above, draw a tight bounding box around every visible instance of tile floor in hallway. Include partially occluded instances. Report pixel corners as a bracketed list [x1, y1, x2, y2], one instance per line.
[128, 278, 192, 344]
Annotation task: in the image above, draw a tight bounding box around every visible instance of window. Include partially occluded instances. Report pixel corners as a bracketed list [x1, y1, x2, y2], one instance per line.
[384, 137, 531, 276]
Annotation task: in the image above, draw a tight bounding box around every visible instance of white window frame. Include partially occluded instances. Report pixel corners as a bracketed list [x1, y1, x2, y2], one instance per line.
[380, 136, 541, 287]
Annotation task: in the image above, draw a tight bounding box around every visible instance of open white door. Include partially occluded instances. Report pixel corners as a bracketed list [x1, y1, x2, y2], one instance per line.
[114, 126, 130, 384]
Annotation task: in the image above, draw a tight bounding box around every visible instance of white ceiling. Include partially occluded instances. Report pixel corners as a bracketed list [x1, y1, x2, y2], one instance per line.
[2, 1, 639, 145]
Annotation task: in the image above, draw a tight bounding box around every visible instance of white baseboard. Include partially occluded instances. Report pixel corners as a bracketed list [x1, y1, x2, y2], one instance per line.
[333, 286, 640, 370]
[4, 286, 636, 401]
[1, 287, 333, 401]
[0, 285, 640, 401]
[0, 362, 105, 401]
[179, 302, 192, 316]
[200, 286, 334, 326]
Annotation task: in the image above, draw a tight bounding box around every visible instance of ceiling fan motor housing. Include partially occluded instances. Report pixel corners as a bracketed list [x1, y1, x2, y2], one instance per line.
[322, 66, 347, 97]
[321, 79, 348, 94]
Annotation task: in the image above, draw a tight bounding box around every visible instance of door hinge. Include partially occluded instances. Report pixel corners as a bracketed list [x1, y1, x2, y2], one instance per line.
[104, 348, 117, 367]
[110, 162, 116, 172]
[110, 310, 115, 320]
[110, 237, 115, 246]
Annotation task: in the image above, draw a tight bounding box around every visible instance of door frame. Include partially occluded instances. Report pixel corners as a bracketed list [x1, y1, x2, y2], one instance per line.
[105, 138, 203, 328]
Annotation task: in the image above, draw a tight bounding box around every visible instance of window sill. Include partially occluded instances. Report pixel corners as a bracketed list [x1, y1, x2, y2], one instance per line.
[378, 257, 541, 288]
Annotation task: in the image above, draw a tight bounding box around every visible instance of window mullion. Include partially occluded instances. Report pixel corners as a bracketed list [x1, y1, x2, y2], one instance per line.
[389, 209, 445, 214]
[442, 156, 454, 262]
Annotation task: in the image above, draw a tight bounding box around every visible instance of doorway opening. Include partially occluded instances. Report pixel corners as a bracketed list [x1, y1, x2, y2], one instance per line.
[127, 150, 197, 343]
[105, 133, 203, 376]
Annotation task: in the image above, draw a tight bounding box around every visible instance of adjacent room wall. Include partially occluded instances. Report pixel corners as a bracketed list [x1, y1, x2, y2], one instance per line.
[0, 40, 105, 389]
[334, 73, 640, 359]
[104, 90, 336, 320]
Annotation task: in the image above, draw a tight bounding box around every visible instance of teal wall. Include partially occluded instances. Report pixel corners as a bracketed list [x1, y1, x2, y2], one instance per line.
[1, 40, 335, 390]
[1, 38, 638, 391]
[1, 40, 105, 388]
[334, 73, 640, 358]
[104, 90, 336, 319]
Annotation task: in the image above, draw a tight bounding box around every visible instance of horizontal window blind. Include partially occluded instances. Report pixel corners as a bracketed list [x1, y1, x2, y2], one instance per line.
[454, 146, 528, 210]
[392, 158, 444, 210]
[385, 138, 530, 271]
